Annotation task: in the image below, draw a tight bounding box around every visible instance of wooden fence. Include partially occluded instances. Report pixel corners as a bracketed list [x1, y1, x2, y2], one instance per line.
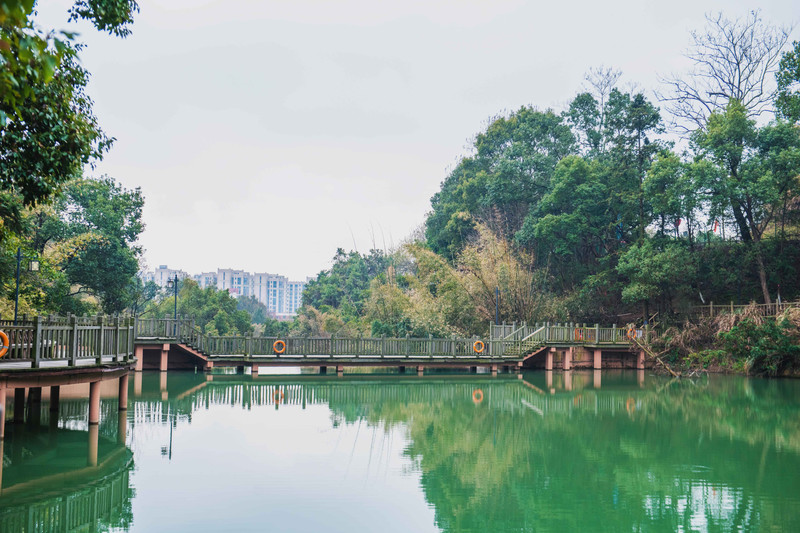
[0, 316, 135, 368]
[689, 300, 799, 318]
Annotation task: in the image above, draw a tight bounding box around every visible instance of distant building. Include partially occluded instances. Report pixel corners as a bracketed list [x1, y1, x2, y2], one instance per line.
[141, 266, 307, 316]
[149, 265, 190, 289]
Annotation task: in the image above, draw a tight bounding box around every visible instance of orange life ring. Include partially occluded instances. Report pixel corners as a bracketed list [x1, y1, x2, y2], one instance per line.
[626, 397, 635, 414]
[472, 389, 484, 403]
[0, 330, 8, 358]
[273, 340, 286, 354]
[574, 328, 583, 341]
[626, 328, 637, 340]
[273, 389, 285, 403]
[473, 340, 485, 354]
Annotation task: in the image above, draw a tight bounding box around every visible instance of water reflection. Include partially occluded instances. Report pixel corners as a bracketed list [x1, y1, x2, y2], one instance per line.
[3, 371, 799, 532]
[0, 421, 133, 532]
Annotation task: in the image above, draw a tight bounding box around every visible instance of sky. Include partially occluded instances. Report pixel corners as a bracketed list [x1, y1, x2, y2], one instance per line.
[34, 1, 797, 280]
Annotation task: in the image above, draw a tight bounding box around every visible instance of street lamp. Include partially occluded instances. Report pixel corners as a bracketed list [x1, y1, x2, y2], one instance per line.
[14, 247, 40, 324]
[165, 274, 179, 320]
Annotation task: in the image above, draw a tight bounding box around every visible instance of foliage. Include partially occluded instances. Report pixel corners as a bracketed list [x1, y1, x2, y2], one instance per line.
[720, 316, 800, 376]
[145, 279, 253, 336]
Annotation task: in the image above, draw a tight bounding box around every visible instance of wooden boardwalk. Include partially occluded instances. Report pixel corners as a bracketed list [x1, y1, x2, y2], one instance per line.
[133, 318, 644, 373]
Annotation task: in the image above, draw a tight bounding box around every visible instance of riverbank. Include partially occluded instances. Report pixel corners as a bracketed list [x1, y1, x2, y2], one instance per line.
[646, 306, 800, 377]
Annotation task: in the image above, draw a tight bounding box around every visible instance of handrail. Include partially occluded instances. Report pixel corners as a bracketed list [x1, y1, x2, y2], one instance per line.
[0, 315, 135, 368]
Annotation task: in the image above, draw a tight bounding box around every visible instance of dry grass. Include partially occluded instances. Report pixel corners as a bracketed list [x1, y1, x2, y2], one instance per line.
[652, 304, 769, 360]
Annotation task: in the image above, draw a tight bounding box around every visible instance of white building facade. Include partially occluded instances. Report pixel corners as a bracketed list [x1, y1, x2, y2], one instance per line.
[141, 266, 307, 317]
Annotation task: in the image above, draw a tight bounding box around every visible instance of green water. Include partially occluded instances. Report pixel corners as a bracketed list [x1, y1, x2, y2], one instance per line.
[1, 370, 799, 532]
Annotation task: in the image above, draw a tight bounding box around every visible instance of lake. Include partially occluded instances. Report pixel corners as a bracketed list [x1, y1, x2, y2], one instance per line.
[1, 370, 799, 532]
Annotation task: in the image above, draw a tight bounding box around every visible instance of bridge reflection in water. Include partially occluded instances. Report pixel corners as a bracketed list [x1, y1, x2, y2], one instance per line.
[0, 420, 133, 532]
[3, 371, 799, 532]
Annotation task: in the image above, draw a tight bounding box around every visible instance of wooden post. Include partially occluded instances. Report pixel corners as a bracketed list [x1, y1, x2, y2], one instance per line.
[594, 323, 599, 343]
[405, 334, 410, 357]
[710, 301, 714, 317]
[96, 315, 105, 365]
[88, 381, 100, 424]
[32, 315, 42, 368]
[119, 374, 129, 410]
[428, 334, 433, 357]
[115, 316, 122, 362]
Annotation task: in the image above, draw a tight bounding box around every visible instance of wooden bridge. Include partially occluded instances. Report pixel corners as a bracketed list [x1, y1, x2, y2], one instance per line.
[0, 314, 643, 437]
[133, 317, 646, 374]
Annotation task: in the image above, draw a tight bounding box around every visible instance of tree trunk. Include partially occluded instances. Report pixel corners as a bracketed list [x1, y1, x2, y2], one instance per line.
[754, 243, 771, 305]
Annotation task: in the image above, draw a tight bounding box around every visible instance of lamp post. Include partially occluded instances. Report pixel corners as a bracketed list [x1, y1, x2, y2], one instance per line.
[166, 274, 179, 320]
[13, 247, 40, 324]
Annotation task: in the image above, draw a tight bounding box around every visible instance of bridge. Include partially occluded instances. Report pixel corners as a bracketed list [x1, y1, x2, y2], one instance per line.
[132, 317, 645, 374]
[0, 314, 644, 437]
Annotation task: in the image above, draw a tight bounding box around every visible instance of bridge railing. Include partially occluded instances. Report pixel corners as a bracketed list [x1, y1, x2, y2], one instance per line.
[133, 317, 643, 359]
[0, 315, 135, 368]
[689, 300, 799, 318]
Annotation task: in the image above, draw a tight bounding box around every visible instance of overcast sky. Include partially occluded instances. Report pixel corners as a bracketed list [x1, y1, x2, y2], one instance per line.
[35, 1, 797, 280]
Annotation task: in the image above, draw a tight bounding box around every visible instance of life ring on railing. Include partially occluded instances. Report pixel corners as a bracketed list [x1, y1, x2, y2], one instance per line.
[574, 328, 583, 341]
[626, 397, 635, 414]
[0, 330, 8, 358]
[472, 389, 484, 404]
[273, 340, 286, 354]
[626, 328, 637, 340]
[273, 389, 285, 403]
[473, 340, 485, 354]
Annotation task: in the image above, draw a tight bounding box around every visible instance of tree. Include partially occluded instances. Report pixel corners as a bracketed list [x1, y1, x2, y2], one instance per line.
[693, 99, 800, 303]
[660, 11, 791, 130]
[1, 0, 138, 120]
[776, 41, 800, 124]
[30, 177, 145, 313]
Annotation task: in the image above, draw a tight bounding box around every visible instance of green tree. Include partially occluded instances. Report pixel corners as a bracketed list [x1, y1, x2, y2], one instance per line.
[776, 41, 800, 124]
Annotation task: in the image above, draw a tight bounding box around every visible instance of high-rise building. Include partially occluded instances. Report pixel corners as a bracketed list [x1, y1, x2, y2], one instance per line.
[140, 266, 306, 317]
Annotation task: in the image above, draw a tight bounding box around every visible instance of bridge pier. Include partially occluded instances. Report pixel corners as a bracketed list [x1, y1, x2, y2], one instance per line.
[545, 348, 554, 371]
[251, 364, 259, 376]
[336, 365, 344, 376]
[134, 345, 144, 371]
[491, 364, 498, 376]
[563, 347, 572, 371]
[50, 386, 60, 415]
[593, 349, 602, 370]
[27, 387, 42, 425]
[88, 381, 100, 425]
[13, 388, 25, 423]
[159, 344, 169, 372]
[417, 366, 424, 376]
[119, 374, 129, 411]
[637, 350, 645, 370]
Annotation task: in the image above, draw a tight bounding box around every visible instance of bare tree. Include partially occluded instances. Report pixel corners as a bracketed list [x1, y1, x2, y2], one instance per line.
[660, 11, 792, 131]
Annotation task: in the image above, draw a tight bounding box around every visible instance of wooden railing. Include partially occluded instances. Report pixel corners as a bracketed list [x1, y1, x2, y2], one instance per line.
[0, 315, 135, 368]
[134, 318, 640, 359]
[689, 300, 799, 318]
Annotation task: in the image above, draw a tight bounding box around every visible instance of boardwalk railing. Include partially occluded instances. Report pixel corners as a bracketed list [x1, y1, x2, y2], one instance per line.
[689, 300, 800, 318]
[135, 318, 640, 359]
[0, 315, 135, 368]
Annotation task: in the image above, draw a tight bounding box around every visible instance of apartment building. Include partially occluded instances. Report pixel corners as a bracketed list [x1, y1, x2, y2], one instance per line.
[141, 266, 307, 316]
